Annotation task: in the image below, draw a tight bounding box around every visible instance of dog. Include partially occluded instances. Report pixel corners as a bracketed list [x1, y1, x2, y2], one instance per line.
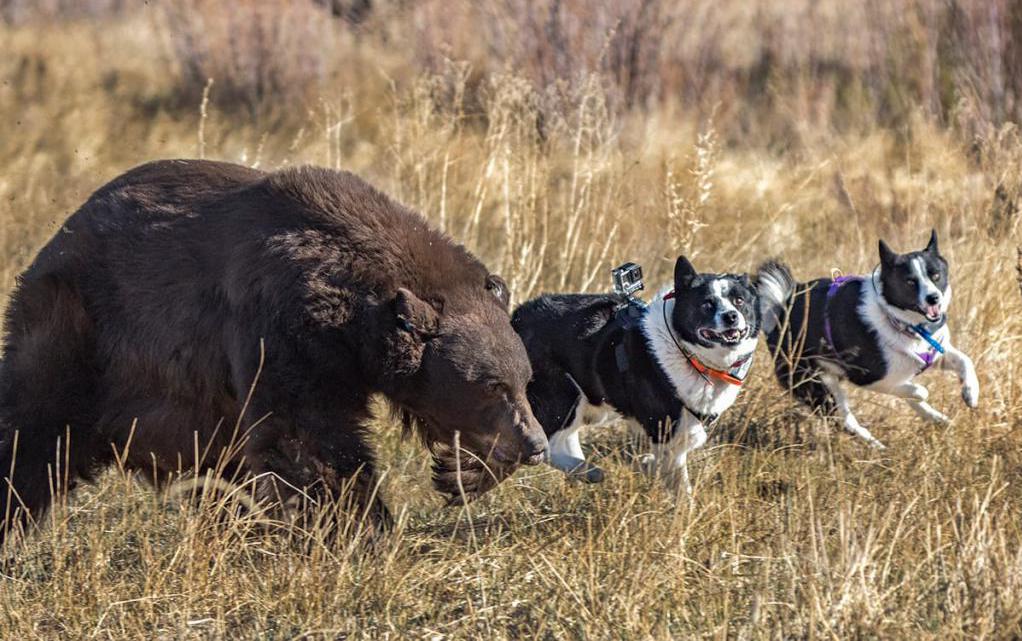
[512, 255, 775, 493]
[756, 230, 979, 448]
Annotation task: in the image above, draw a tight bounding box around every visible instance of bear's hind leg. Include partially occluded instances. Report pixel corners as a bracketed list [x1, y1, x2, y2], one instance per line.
[0, 274, 107, 544]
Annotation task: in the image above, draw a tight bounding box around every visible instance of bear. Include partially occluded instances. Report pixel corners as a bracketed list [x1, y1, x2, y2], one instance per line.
[0, 159, 547, 543]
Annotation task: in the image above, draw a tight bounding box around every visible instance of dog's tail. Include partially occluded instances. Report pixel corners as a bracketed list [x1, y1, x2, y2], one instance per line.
[755, 260, 796, 336]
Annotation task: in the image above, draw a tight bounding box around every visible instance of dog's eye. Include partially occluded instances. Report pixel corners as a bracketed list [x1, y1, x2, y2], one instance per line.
[702, 301, 714, 312]
[929, 273, 941, 282]
[733, 297, 744, 306]
[906, 277, 917, 286]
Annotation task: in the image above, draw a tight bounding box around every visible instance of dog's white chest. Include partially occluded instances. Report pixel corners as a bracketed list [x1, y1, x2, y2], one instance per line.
[680, 376, 742, 417]
[869, 327, 948, 392]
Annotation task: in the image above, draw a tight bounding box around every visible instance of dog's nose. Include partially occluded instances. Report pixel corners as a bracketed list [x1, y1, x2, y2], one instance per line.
[925, 293, 940, 306]
[722, 311, 740, 326]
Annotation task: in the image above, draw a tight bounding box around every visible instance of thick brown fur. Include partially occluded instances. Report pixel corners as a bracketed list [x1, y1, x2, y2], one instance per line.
[0, 159, 546, 544]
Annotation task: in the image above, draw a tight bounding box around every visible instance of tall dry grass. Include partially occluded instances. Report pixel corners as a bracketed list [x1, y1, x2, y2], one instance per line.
[1, 4, 1022, 640]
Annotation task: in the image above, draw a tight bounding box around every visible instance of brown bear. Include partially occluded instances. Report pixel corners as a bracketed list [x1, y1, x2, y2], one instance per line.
[0, 159, 547, 542]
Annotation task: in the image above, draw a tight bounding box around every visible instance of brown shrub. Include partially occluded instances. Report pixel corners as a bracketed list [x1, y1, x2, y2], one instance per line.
[160, 0, 338, 114]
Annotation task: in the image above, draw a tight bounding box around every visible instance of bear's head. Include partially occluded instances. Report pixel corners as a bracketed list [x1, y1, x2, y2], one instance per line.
[370, 275, 547, 503]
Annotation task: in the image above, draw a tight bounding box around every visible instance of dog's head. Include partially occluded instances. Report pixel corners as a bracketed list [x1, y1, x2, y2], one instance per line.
[878, 229, 950, 324]
[670, 256, 760, 350]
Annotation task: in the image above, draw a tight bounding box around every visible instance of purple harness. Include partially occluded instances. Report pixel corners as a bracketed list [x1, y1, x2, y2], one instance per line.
[824, 274, 943, 371]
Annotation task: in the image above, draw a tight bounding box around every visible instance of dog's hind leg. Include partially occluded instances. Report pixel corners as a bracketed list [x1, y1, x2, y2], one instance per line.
[530, 373, 604, 483]
[819, 373, 886, 449]
[547, 405, 605, 483]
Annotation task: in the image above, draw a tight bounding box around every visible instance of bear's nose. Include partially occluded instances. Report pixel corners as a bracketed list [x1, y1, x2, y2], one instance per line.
[521, 428, 548, 465]
[925, 293, 940, 306]
[722, 311, 740, 327]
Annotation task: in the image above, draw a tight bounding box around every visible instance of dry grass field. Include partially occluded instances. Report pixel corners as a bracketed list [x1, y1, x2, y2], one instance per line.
[2, 2, 1022, 639]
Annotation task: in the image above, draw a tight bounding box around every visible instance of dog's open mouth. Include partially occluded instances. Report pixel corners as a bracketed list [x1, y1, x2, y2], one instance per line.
[921, 304, 943, 323]
[699, 327, 747, 345]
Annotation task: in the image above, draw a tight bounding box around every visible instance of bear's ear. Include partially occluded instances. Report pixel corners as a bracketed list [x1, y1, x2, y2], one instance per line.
[394, 288, 440, 338]
[674, 256, 697, 289]
[878, 239, 898, 267]
[485, 274, 510, 309]
[386, 288, 441, 376]
[925, 228, 939, 254]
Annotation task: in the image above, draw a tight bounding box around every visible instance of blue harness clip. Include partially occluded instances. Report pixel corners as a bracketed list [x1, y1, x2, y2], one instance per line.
[911, 324, 946, 354]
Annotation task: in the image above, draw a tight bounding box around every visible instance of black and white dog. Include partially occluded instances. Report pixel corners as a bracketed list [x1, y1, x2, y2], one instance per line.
[756, 230, 979, 448]
[512, 256, 773, 493]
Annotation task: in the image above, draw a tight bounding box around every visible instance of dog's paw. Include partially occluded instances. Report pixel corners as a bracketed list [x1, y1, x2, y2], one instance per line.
[928, 411, 951, 426]
[571, 463, 605, 484]
[633, 453, 657, 475]
[962, 381, 980, 409]
[551, 455, 605, 483]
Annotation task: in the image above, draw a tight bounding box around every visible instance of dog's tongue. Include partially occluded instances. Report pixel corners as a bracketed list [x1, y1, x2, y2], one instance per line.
[925, 304, 941, 320]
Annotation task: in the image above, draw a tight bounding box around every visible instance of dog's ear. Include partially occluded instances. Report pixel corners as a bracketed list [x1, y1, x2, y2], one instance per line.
[878, 239, 898, 266]
[674, 256, 697, 289]
[925, 228, 939, 254]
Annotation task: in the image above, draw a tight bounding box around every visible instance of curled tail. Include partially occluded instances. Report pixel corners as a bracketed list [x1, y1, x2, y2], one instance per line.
[755, 260, 796, 336]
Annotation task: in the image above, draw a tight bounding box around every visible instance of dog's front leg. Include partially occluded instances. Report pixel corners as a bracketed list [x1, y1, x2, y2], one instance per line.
[940, 341, 980, 408]
[650, 413, 708, 495]
[820, 373, 886, 449]
[884, 381, 949, 425]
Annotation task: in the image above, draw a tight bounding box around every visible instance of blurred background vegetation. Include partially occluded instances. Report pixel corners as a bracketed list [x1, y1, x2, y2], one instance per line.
[2, 2, 1022, 639]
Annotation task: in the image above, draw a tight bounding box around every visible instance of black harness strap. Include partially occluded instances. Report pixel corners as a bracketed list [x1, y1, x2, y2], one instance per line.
[613, 300, 646, 373]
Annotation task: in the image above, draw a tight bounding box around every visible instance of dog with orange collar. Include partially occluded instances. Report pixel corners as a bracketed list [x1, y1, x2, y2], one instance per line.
[511, 256, 775, 494]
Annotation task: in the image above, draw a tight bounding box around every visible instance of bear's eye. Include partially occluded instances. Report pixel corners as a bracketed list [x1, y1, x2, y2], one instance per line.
[485, 275, 508, 306]
[486, 381, 510, 396]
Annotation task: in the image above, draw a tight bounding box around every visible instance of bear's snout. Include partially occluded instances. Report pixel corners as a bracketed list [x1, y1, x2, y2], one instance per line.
[518, 415, 548, 465]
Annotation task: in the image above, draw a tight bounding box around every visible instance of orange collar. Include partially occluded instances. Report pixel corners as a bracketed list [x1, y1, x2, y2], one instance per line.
[682, 348, 751, 386]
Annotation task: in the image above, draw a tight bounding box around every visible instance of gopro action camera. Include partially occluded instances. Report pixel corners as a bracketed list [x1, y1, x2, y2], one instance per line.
[612, 262, 644, 297]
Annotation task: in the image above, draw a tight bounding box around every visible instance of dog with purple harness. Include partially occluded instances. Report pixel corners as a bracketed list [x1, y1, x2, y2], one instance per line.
[755, 230, 979, 448]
